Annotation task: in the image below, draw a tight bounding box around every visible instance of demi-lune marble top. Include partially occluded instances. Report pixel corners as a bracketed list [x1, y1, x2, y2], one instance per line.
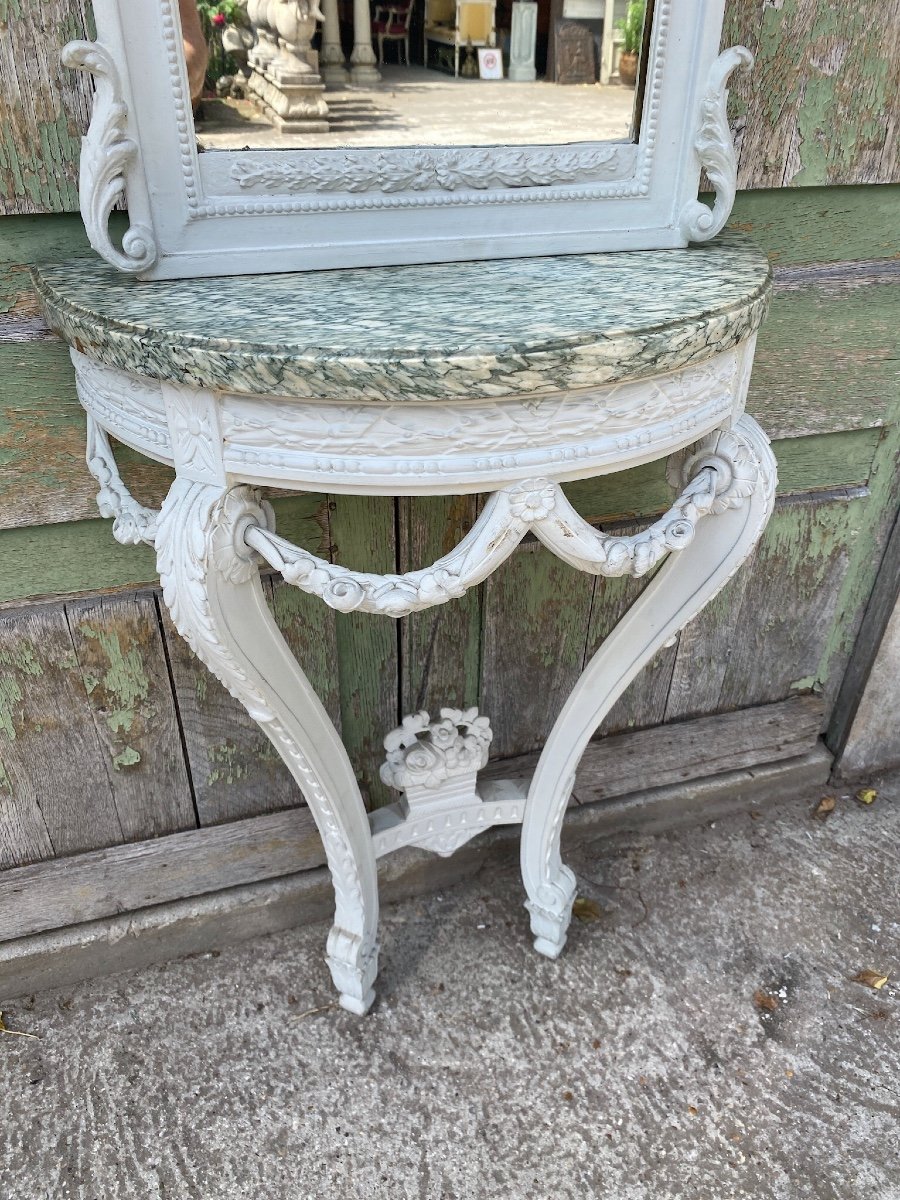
[34, 233, 770, 403]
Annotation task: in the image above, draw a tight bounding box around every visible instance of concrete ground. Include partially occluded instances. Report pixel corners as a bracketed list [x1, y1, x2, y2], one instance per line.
[2, 773, 899, 1200]
[196, 65, 636, 149]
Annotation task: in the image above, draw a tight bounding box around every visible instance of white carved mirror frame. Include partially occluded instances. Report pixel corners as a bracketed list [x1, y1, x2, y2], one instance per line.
[66, 0, 751, 279]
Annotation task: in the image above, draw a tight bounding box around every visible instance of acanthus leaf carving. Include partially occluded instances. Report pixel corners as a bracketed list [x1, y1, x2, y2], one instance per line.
[155, 479, 378, 1013]
[679, 45, 753, 243]
[61, 40, 158, 274]
[231, 144, 627, 195]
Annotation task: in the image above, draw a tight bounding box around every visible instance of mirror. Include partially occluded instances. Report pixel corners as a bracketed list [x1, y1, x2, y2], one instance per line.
[65, 0, 750, 278]
[184, 0, 652, 150]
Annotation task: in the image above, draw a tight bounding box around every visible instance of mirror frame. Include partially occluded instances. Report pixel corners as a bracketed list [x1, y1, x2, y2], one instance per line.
[64, 0, 751, 279]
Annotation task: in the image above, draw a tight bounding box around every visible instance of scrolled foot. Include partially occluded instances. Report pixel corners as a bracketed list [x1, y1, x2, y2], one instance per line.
[326, 924, 379, 1015]
[526, 866, 577, 959]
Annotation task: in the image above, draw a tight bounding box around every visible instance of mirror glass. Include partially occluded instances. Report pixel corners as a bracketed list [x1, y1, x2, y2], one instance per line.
[179, 0, 653, 151]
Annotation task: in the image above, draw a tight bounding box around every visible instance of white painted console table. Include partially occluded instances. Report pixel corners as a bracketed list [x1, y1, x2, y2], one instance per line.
[35, 233, 776, 1014]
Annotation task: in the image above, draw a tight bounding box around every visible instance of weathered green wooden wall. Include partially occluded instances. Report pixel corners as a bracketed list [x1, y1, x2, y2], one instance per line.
[0, 5, 898, 928]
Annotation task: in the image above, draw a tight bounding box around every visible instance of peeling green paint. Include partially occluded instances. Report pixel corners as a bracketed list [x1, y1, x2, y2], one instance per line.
[78, 623, 152, 735]
[195, 672, 208, 705]
[0, 674, 24, 741]
[790, 675, 817, 692]
[112, 746, 141, 770]
[0, 641, 43, 677]
[207, 741, 251, 787]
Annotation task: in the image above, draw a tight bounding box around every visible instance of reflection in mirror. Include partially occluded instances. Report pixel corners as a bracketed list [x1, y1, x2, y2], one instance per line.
[184, 0, 652, 150]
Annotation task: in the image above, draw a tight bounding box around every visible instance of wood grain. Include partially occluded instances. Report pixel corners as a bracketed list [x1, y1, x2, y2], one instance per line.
[0, 695, 822, 943]
[482, 694, 825, 802]
[480, 539, 594, 758]
[1, 3, 896, 215]
[398, 495, 482, 716]
[725, 0, 900, 189]
[328, 494, 399, 807]
[0, 601, 124, 867]
[0, 806, 326, 943]
[0, 0, 94, 215]
[65, 590, 196, 840]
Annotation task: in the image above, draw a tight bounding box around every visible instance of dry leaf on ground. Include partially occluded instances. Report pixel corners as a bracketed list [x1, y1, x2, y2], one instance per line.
[855, 788, 877, 806]
[813, 796, 836, 819]
[753, 989, 779, 1012]
[572, 897, 603, 923]
[851, 970, 889, 990]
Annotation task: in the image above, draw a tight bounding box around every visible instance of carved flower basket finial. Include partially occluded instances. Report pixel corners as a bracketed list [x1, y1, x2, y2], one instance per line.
[380, 708, 492, 815]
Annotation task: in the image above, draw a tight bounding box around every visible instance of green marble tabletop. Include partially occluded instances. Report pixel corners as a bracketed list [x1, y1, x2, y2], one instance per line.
[34, 233, 770, 402]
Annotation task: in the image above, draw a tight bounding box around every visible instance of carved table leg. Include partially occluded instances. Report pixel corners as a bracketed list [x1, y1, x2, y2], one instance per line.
[155, 478, 380, 1014]
[520, 417, 777, 958]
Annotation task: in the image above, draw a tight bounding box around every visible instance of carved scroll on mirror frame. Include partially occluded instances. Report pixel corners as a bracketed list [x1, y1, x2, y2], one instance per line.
[63, 0, 752, 279]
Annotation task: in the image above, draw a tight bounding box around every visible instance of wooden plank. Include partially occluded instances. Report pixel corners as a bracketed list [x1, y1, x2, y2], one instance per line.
[0, 694, 823, 945]
[580, 561, 679, 737]
[158, 591, 302, 827]
[269, 575, 342, 732]
[717, 493, 856, 712]
[484, 693, 824, 797]
[329, 494, 399, 808]
[723, 0, 900, 189]
[836, 588, 900, 777]
[664, 559, 754, 723]
[0, 341, 176, 527]
[480, 539, 594, 758]
[829, 495, 900, 767]
[727, 186, 900, 266]
[0, 601, 123, 867]
[64, 591, 196, 840]
[0, 214, 93, 311]
[745, 277, 900, 439]
[821, 410, 900, 720]
[0, 0, 94, 215]
[398, 495, 482, 716]
[0, 807, 327, 943]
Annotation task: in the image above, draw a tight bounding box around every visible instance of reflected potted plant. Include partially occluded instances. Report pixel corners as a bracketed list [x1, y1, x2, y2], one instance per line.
[616, 0, 644, 87]
[197, 0, 250, 91]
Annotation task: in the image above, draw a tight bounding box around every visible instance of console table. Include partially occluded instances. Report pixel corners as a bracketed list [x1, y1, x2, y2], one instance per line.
[34, 233, 776, 1015]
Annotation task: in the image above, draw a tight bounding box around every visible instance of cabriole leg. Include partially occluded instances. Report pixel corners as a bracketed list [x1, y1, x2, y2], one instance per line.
[155, 478, 380, 1014]
[520, 417, 777, 958]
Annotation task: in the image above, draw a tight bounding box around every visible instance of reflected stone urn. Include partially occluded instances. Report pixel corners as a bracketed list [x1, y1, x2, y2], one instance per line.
[246, 0, 329, 131]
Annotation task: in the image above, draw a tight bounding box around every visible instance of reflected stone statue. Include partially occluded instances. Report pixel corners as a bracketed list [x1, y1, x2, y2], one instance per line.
[555, 19, 596, 85]
[246, 0, 330, 132]
[508, 1, 537, 82]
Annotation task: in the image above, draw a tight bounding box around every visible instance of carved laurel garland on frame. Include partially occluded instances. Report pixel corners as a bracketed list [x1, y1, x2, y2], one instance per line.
[60, 41, 157, 273]
[679, 45, 754, 242]
[231, 145, 628, 195]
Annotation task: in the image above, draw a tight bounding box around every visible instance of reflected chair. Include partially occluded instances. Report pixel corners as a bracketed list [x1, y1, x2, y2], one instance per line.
[373, 0, 415, 64]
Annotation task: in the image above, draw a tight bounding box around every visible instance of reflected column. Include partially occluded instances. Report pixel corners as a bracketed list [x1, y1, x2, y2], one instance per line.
[350, 0, 381, 84]
[321, 0, 350, 85]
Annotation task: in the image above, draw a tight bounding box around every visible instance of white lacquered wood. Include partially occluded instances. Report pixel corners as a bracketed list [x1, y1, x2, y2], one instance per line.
[155, 478, 380, 1014]
[41, 240, 775, 1013]
[520, 416, 777, 955]
[62, 0, 752, 279]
